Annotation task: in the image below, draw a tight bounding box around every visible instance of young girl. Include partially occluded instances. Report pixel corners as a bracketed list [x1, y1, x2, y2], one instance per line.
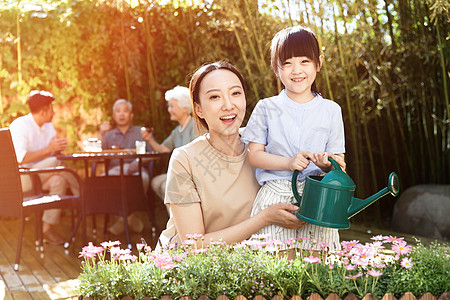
[242, 26, 346, 252]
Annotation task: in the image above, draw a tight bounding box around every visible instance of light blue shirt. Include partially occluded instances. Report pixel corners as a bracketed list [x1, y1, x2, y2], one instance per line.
[242, 90, 345, 185]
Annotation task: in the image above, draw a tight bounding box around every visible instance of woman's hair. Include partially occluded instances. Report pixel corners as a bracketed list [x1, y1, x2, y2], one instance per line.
[270, 26, 322, 95]
[189, 60, 246, 133]
[165, 85, 192, 115]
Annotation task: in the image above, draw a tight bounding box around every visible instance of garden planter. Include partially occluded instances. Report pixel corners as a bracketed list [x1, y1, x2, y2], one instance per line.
[79, 292, 450, 300]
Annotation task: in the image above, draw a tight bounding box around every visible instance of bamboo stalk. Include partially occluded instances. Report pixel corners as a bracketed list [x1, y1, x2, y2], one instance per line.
[233, 27, 260, 101]
[0, 51, 3, 127]
[435, 20, 450, 121]
[120, 0, 131, 102]
[139, 0, 160, 127]
[333, 9, 361, 194]
[16, 0, 22, 98]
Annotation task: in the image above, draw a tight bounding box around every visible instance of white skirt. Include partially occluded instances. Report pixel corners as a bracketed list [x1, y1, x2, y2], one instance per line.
[251, 179, 341, 251]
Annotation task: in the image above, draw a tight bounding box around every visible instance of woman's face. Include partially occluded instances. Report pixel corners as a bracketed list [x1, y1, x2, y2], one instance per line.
[195, 69, 246, 137]
[167, 98, 188, 123]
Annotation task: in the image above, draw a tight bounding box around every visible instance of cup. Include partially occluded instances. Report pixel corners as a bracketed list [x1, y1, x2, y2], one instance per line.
[135, 141, 146, 154]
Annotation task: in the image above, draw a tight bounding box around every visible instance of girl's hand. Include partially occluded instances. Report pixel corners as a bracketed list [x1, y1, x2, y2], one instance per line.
[289, 151, 313, 171]
[312, 152, 346, 172]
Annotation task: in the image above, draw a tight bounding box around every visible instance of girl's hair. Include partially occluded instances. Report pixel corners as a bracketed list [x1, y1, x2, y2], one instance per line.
[189, 60, 246, 133]
[271, 26, 322, 95]
[165, 85, 192, 115]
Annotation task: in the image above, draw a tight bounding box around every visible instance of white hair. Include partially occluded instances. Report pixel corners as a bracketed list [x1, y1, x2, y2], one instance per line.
[165, 85, 192, 115]
[113, 99, 132, 112]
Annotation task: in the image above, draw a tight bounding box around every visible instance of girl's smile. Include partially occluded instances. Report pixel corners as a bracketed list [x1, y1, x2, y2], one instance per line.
[277, 55, 323, 103]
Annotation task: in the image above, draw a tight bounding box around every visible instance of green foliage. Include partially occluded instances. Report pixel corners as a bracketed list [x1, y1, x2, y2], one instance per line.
[383, 240, 450, 297]
[0, 0, 449, 224]
[77, 236, 450, 299]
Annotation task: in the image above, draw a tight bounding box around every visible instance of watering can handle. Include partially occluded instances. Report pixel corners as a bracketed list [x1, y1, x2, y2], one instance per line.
[328, 156, 342, 171]
[291, 156, 341, 205]
[291, 170, 302, 206]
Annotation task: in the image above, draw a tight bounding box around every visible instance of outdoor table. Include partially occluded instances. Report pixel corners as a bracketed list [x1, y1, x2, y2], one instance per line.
[57, 150, 170, 248]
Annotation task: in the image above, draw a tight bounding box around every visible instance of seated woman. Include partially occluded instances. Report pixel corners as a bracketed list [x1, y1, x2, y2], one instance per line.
[142, 86, 198, 209]
[158, 61, 304, 248]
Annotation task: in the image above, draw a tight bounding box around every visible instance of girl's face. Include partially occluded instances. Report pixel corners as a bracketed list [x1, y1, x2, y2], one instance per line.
[277, 55, 323, 103]
[167, 98, 188, 123]
[194, 69, 246, 138]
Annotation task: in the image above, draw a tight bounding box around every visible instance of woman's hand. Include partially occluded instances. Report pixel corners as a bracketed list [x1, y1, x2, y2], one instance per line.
[260, 203, 307, 229]
[140, 127, 153, 143]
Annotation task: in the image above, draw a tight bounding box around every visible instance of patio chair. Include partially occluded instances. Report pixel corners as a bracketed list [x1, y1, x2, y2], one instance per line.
[0, 128, 84, 271]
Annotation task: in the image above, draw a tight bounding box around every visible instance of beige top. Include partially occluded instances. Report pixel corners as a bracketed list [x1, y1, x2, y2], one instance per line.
[158, 134, 260, 248]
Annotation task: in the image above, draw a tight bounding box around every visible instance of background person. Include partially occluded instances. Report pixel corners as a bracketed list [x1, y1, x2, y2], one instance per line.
[141, 85, 197, 209]
[9, 90, 80, 244]
[102, 99, 152, 235]
[157, 61, 304, 249]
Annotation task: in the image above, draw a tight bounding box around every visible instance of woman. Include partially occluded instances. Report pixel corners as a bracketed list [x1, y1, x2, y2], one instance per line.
[143, 86, 197, 203]
[158, 61, 304, 248]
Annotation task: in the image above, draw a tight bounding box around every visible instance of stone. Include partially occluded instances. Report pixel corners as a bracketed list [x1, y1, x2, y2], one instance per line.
[392, 185, 450, 240]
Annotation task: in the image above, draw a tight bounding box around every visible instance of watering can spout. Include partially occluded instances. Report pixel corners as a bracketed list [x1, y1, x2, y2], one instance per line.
[347, 172, 400, 218]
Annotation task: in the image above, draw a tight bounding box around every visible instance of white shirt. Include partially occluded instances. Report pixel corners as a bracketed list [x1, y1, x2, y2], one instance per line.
[242, 90, 345, 185]
[9, 113, 56, 167]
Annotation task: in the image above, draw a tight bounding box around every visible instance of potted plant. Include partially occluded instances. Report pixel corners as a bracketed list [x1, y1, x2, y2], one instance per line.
[77, 235, 450, 300]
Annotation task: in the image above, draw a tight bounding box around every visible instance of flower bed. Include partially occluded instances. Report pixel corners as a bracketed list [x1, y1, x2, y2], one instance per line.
[77, 235, 450, 300]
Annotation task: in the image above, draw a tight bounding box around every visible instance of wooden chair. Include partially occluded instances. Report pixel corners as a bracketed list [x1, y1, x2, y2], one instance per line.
[0, 128, 84, 271]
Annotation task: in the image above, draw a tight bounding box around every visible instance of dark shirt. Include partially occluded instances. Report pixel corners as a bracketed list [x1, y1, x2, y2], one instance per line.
[102, 125, 151, 168]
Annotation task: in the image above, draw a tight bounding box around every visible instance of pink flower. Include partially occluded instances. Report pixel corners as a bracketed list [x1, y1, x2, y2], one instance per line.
[384, 236, 404, 244]
[400, 257, 413, 269]
[367, 270, 383, 277]
[118, 254, 137, 262]
[186, 233, 204, 240]
[392, 241, 412, 255]
[341, 240, 360, 251]
[100, 240, 121, 248]
[192, 248, 208, 254]
[318, 241, 329, 250]
[374, 263, 386, 269]
[183, 239, 196, 245]
[136, 243, 145, 250]
[346, 264, 356, 271]
[110, 247, 131, 259]
[283, 239, 294, 246]
[303, 256, 321, 264]
[155, 258, 174, 270]
[251, 233, 270, 240]
[79, 242, 104, 259]
[370, 235, 385, 241]
[345, 273, 363, 280]
[172, 254, 183, 262]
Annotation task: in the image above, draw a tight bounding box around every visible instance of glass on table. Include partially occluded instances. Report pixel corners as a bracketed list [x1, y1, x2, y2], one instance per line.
[135, 140, 146, 154]
[83, 138, 102, 152]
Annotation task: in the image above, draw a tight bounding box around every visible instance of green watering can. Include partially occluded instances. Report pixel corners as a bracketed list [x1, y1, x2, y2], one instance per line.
[291, 157, 400, 229]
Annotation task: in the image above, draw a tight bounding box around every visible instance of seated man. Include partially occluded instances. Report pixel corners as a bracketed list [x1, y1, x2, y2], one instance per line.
[102, 99, 151, 235]
[9, 90, 79, 244]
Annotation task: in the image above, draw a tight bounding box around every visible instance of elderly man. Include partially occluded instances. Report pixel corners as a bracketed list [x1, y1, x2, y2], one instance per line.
[102, 99, 151, 235]
[9, 90, 79, 244]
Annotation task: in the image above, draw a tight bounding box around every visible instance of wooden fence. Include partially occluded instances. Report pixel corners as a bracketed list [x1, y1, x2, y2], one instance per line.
[80, 291, 450, 300]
